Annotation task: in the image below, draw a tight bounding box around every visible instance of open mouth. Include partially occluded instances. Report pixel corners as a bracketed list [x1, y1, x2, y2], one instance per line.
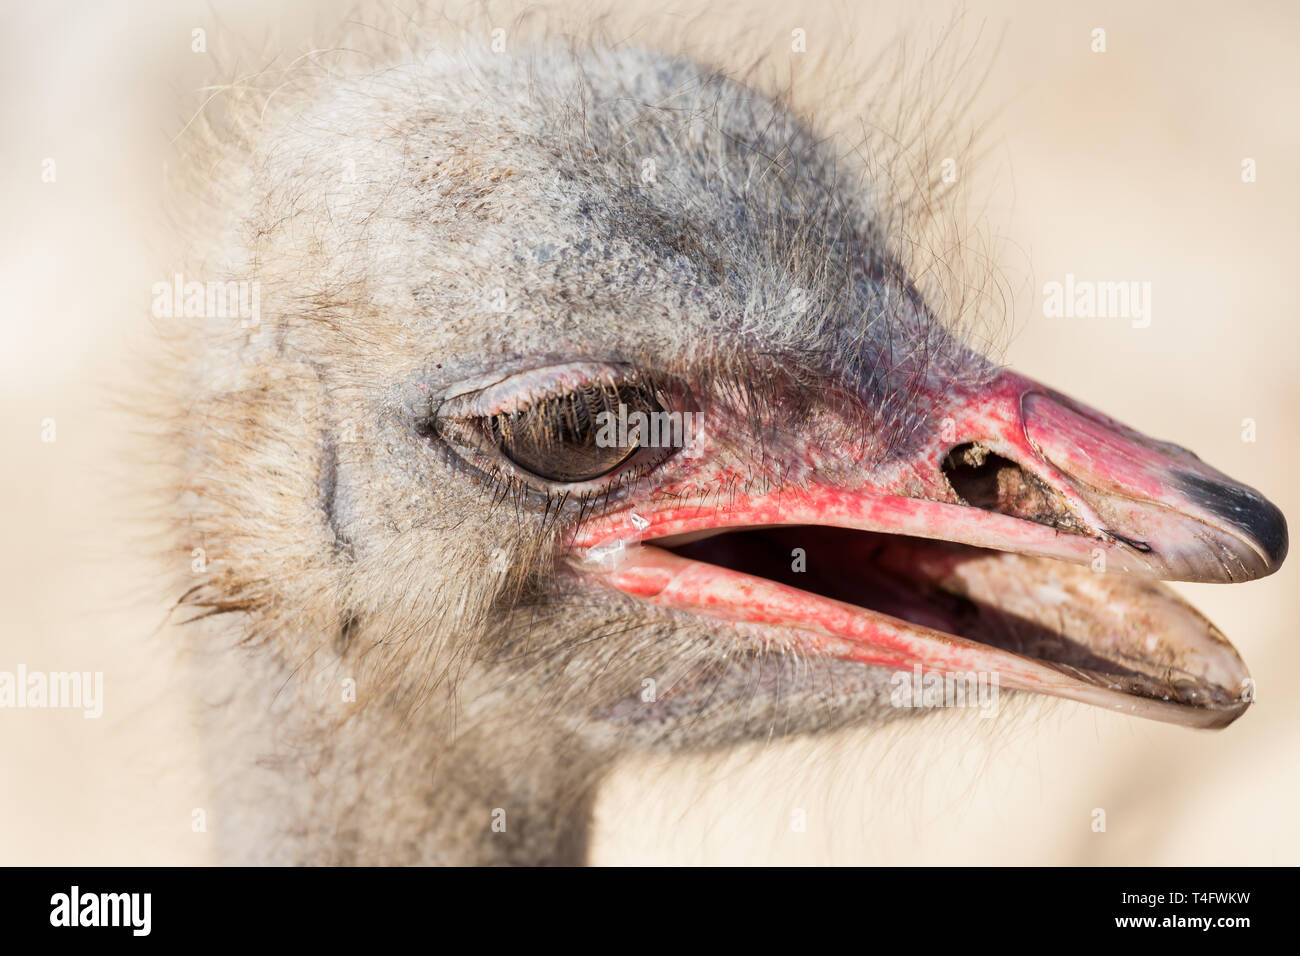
[664, 526, 1247, 719]
[569, 372, 1286, 729]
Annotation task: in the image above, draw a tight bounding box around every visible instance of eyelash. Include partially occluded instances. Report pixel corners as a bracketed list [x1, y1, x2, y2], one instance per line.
[428, 369, 684, 506]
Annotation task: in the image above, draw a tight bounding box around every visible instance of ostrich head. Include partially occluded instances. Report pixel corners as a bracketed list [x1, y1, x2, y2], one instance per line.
[174, 44, 1287, 864]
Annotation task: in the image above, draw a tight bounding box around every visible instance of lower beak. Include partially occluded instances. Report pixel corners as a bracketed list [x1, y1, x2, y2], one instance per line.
[569, 371, 1287, 729]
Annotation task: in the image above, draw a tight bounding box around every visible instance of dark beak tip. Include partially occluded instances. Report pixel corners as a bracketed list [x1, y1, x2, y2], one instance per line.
[1171, 471, 1289, 574]
[1259, 502, 1290, 570]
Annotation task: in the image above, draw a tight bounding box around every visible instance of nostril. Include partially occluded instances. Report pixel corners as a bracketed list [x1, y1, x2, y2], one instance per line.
[942, 442, 1085, 533]
[942, 443, 1010, 511]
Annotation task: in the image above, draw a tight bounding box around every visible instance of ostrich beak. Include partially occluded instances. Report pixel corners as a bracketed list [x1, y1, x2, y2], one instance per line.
[571, 371, 1287, 728]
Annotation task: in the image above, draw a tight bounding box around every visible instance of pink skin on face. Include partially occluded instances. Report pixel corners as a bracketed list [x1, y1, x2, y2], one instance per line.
[566, 370, 1285, 728]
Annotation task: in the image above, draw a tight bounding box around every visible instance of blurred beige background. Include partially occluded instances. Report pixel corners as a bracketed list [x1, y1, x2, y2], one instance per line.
[2, 0, 1296, 864]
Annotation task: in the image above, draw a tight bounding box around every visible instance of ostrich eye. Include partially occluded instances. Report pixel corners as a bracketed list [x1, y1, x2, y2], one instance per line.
[489, 384, 662, 483]
[430, 362, 692, 493]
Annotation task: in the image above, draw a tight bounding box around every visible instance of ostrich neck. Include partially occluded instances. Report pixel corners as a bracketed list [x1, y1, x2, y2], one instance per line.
[190, 624, 602, 865]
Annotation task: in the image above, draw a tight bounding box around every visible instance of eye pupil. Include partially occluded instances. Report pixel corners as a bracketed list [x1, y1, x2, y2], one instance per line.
[493, 384, 659, 483]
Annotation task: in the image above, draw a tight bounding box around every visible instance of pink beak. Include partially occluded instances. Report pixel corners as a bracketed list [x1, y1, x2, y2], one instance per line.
[570, 370, 1286, 729]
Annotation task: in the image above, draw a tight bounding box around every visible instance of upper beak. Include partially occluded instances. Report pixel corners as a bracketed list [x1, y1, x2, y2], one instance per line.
[569, 370, 1287, 728]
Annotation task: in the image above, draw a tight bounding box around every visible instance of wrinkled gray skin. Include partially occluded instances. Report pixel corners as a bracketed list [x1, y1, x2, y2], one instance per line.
[176, 45, 985, 864]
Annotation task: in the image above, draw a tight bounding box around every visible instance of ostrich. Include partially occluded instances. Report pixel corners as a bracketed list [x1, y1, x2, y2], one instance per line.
[168, 41, 1287, 865]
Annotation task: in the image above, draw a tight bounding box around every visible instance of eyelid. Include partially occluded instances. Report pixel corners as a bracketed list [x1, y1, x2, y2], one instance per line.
[430, 360, 687, 496]
[441, 361, 631, 418]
